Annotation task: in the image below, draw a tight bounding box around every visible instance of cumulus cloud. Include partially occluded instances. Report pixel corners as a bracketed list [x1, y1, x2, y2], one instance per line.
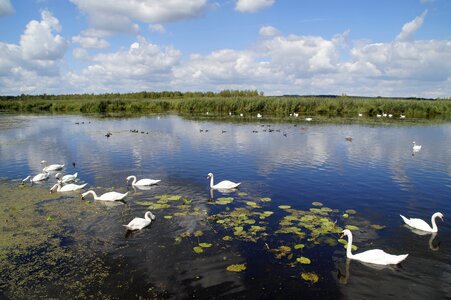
[259, 25, 279, 37]
[0, 0, 14, 16]
[235, 0, 274, 13]
[0, 10, 69, 94]
[72, 34, 110, 49]
[396, 10, 427, 42]
[70, 0, 208, 33]
[20, 10, 68, 60]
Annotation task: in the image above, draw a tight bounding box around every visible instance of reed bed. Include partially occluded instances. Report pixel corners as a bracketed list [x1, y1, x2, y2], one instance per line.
[0, 92, 450, 118]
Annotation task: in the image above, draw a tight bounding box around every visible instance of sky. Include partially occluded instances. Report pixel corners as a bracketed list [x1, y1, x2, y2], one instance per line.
[0, 0, 450, 97]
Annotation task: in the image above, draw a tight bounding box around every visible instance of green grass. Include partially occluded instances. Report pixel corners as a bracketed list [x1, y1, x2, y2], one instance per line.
[0, 91, 450, 118]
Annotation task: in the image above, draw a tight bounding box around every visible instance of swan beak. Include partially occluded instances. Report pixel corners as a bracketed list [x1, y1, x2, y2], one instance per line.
[81, 196, 84, 200]
[339, 233, 344, 239]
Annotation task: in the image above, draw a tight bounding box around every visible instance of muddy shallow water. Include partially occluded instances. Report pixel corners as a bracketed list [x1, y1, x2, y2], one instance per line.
[0, 114, 450, 299]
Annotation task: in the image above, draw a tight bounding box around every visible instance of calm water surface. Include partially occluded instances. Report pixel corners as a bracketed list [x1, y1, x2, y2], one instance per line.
[0, 114, 450, 299]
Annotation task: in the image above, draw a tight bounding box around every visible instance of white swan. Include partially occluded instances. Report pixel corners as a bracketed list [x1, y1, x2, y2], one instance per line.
[126, 175, 161, 186]
[55, 172, 77, 183]
[50, 182, 87, 193]
[305, 117, 313, 121]
[123, 211, 156, 231]
[400, 212, 443, 233]
[340, 229, 408, 265]
[207, 172, 241, 190]
[41, 160, 64, 172]
[412, 141, 422, 152]
[22, 172, 49, 183]
[81, 190, 129, 201]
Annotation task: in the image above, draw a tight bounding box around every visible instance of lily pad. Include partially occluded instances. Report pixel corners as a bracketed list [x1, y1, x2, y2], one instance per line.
[312, 202, 323, 207]
[199, 243, 212, 248]
[297, 256, 311, 264]
[294, 244, 305, 250]
[301, 272, 319, 283]
[164, 215, 173, 219]
[342, 213, 349, 219]
[345, 209, 357, 214]
[345, 225, 359, 231]
[279, 205, 291, 210]
[216, 197, 234, 205]
[226, 264, 246, 272]
[222, 235, 232, 241]
[260, 197, 272, 202]
[193, 247, 204, 254]
[371, 224, 386, 230]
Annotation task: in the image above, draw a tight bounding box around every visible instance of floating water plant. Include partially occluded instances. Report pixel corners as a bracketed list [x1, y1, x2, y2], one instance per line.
[301, 272, 319, 283]
[297, 257, 311, 264]
[226, 264, 246, 272]
[215, 197, 234, 205]
[193, 246, 204, 254]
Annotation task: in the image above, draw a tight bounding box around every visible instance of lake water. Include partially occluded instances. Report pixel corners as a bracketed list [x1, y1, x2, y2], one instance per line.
[0, 114, 450, 299]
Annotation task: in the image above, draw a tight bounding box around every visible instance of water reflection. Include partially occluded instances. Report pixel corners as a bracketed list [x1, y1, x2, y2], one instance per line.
[0, 114, 450, 298]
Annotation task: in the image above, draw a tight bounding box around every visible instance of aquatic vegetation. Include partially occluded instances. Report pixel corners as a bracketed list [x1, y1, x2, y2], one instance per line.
[301, 272, 319, 283]
[297, 257, 312, 264]
[193, 246, 204, 254]
[215, 197, 234, 205]
[226, 264, 246, 272]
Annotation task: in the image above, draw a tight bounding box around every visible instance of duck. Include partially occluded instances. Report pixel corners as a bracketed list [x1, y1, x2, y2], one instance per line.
[123, 211, 156, 231]
[41, 160, 64, 172]
[50, 182, 87, 193]
[22, 172, 49, 183]
[207, 172, 241, 190]
[400, 212, 443, 233]
[126, 175, 161, 186]
[55, 172, 78, 184]
[412, 141, 422, 152]
[340, 229, 408, 265]
[81, 190, 129, 201]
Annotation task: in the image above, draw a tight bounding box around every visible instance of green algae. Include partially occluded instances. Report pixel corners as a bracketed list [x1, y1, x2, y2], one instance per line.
[301, 272, 319, 283]
[226, 264, 246, 272]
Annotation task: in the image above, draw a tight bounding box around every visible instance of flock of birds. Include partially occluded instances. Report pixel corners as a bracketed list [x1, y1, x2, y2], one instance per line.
[21, 162, 243, 232]
[20, 158, 443, 266]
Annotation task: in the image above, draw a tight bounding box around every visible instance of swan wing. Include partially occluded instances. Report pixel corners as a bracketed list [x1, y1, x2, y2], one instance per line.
[353, 249, 408, 265]
[214, 180, 241, 189]
[123, 217, 150, 230]
[60, 183, 87, 191]
[33, 173, 49, 181]
[99, 191, 127, 201]
[401, 216, 433, 232]
[135, 179, 161, 186]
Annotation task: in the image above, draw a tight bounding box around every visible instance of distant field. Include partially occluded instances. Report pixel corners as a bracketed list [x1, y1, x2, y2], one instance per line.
[1, 91, 450, 118]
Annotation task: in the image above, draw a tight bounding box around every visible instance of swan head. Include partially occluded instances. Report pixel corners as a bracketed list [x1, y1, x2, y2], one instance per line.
[147, 211, 156, 220]
[340, 229, 352, 239]
[81, 191, 90, 200]
[49, 183, 59, 193]
[207, 173, 213, 179]
[434, 212, 444, 221]
[40, 160, 47, 164]
[55, 173, 62, 179]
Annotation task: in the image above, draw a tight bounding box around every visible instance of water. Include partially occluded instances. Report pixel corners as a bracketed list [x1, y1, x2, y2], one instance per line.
[0, 114, 450, 299]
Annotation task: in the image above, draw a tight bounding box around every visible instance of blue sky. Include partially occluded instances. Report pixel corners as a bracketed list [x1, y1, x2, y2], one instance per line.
[0, 0, 450, 97]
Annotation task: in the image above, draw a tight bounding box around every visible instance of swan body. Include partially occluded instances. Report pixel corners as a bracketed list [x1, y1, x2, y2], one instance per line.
[305, 117, 313, 121]
[123, 211, 155, 231]
[412, 141, 422, 152]
[50, 182, 87, 193]
[81, 190, 129, 201]
[55, 172, 77, 183]
[22, 172, 49, 183]
[340, 229, 408, 265]
[41, 160, 64, 172]
[207, 172, 241, 190]
[126, 175, 161, 186]
[400, 212, 443, 233]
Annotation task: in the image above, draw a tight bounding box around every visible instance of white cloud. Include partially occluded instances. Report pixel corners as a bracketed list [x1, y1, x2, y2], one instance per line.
[396, 10, 427, 42]
[235, 0, 274, 13]
[259, 25, 279, 37]
[20, 10, 68, 60]
[149, 24, 166, 34]
[69, 36, 181, 92]
[0, 10, 69, 94]
[0, 0, 14, 16]
[70, 0, 208, 33]
[72, 35, 110, 49]
[72, 47, 90, 60]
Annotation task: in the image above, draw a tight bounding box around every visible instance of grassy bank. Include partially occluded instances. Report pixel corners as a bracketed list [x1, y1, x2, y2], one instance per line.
[1, 91, 450, 118]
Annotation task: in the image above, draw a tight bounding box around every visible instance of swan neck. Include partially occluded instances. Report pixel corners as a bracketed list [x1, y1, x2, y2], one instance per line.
[431, 214, 439, 232]
[209, 175, 214, 188]
[346, 234, 354, 258]
[87, 190, 98, 199]
[131, 176, 136, 185]
[145, 212, 151, 221]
